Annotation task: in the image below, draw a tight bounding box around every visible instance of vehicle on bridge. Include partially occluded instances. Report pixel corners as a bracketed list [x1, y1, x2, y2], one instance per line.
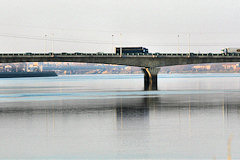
[115, 47, 149, 55]
[221, 48, 240, 56]
[26, 52, 32, 55]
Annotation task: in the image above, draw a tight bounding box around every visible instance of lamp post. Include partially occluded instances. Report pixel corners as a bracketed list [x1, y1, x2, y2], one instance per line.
[120, 33, 122, 57]
[41, 34, 48, 72]
[44, 34, 47, 54]
[112, 34, 114, 54]
[188, 33, 191, 54]
[51, 33, 54, 53]
[178, 34, 180, 54]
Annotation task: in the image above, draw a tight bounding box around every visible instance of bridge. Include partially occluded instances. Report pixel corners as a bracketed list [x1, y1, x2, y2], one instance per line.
[1, 52, 240, 90]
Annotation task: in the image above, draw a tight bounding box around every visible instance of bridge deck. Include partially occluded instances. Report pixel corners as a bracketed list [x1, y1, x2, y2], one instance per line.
[0, 52, 235, 58]
[0, 53, 240, 68]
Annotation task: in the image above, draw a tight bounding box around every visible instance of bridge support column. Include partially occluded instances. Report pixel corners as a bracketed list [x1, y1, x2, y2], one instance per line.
[142, 67, 160, 90]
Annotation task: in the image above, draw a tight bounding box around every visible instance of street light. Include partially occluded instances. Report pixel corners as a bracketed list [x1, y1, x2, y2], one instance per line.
[120, 33, 122, 57]
[51, 33, 54, 53]
[112, 34, 114, 54]
[44, 34, 47, 54]
[177, 34, 180, 54]
[188, 33, 191, 54]
[40, 34, 48, 72]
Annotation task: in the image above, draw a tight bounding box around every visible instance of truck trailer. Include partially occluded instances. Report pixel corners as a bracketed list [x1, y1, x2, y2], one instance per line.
[221, 48, 240, 55]
[115, 47, 148, 55]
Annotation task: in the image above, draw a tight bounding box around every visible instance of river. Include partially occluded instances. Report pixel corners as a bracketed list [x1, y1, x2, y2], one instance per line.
[0, 74, 240, 159]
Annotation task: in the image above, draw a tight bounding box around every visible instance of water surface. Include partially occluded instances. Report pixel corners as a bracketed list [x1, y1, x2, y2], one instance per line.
[0, 74, 240, 159]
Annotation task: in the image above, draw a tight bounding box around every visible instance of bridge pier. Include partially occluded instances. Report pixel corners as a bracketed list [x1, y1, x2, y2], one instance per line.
[142, 67, 160, 90]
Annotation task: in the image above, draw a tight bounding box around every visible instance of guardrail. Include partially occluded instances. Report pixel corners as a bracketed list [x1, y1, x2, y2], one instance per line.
[0, 52, 239, 57]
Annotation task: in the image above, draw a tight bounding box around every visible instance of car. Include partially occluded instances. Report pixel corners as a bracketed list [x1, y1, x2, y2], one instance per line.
[25, 52, 32, 55]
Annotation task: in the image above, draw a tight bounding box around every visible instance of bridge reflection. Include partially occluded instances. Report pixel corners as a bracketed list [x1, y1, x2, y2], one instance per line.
[114, 93, 240, 130]
[116, 97, 154, 129]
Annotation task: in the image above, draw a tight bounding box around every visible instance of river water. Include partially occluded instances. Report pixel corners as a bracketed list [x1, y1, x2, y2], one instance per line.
[0, 74, 240, 159]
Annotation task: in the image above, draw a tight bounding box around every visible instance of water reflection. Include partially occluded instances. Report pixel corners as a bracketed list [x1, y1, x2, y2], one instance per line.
[0, 93, 240, 159]
[116, 98, 151, 130]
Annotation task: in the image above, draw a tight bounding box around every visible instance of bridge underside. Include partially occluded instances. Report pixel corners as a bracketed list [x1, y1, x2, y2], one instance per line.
[1, 56, 240, 68]
[1, 56, 240, 90]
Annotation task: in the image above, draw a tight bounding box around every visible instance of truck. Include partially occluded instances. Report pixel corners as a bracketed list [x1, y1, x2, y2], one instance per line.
[115, 47, 149, 55]
[221, 48, 240, 56]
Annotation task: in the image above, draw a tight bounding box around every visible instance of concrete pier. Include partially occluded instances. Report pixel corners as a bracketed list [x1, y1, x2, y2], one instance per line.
[142, 67, 160, 90]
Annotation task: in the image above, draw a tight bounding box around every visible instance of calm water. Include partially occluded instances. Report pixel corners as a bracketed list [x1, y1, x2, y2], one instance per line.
[0, 73, 240, 159]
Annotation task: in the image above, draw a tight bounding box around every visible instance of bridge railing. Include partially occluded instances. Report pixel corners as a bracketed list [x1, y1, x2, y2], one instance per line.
[0, 52, 240, 57]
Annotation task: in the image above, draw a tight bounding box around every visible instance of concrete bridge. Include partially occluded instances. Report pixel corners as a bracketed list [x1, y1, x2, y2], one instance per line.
[1, 52, 240, 90]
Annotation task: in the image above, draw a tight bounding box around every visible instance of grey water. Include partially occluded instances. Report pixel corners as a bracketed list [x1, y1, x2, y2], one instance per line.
[0, 73, 240, 159]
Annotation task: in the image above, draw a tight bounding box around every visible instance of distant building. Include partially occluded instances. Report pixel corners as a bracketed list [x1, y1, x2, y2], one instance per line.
[192, 65, 211, 71]
[222, 64, 239, 70]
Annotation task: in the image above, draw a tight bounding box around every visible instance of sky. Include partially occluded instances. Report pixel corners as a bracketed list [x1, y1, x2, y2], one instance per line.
[0, 0, 240, 53]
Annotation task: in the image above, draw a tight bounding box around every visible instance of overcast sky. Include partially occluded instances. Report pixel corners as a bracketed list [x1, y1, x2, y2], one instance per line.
[0, 0, 240, 53]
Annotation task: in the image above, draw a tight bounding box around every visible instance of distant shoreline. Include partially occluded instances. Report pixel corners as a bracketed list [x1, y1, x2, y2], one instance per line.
[0, 71, 57, 78]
